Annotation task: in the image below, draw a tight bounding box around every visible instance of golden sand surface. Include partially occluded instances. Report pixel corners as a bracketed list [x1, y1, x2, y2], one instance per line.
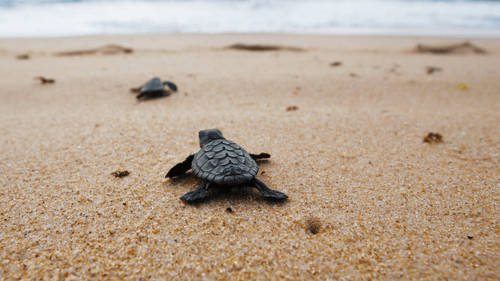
[1, 34, 500, 280]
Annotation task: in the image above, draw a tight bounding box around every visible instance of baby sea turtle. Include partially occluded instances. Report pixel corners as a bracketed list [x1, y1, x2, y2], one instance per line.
[130, 77, 177, 99]
[166, 129, 288, 201]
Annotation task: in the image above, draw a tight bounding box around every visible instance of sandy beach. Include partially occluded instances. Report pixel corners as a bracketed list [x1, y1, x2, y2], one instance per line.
[1, 34, 500, 280]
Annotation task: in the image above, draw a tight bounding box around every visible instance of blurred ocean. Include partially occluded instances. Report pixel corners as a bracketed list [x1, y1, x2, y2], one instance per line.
[0, 0, 499, 38]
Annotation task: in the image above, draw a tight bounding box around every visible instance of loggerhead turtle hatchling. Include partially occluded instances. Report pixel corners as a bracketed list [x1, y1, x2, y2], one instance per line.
[166, 129, 288, 201]
[130, 77, 177, 99]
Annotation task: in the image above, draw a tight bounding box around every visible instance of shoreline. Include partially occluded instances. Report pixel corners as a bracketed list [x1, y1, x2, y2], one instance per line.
[2, 29, 500, 40]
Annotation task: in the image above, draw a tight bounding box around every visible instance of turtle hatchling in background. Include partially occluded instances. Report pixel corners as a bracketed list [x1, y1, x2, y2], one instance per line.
[130, 77, 177, 99]
[166, 129, 288, 201]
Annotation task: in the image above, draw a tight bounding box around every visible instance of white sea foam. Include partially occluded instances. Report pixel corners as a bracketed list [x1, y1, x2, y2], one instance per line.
[0, 0, 499, 38]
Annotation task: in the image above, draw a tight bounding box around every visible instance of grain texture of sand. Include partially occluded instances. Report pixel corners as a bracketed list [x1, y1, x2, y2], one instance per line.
[1, 34, 500, 280]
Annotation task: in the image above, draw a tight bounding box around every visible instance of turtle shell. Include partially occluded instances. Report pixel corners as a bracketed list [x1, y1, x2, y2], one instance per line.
[141, 77, 163, 93]
[192, 139, 259, 185]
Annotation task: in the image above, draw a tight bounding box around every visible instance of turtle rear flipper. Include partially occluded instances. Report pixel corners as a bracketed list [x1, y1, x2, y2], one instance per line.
[130, 86, 142, 93]
[163, 81, 178, 91]
[166, 154, 194, 178]
[253, 178, 288, 200]
[181, 182, 210, 201]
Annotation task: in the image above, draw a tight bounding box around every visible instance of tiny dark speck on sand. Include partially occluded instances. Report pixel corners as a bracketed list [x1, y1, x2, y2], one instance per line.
[35, 76, 55, 84]
[111, 170, 130, 178]
[16, 54, 30, 60]
[226, 207, 233, 213]
[426, 66, 442, 75]
[423, 132, 443, 144]
[306, 216, 321, 235]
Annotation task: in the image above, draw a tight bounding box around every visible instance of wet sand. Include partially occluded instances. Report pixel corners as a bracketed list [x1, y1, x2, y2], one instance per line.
[1, 34, 500, 280]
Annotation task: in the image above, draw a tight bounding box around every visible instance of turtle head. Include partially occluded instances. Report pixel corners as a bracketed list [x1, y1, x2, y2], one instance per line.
[199, 129, 225, 148]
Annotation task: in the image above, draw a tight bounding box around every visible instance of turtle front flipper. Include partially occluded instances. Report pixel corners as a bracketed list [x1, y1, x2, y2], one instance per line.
[180, 182, 210, 201]
[252, 178, 288, 200]
[163, 81, 178, 92]
[250, 153, 271, 160]
[166, 154, 194, 178]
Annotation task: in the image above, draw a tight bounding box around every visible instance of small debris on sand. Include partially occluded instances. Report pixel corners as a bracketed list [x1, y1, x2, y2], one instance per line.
[286, 106, 299, 111]
[349, 73, 358, 77]
[306, 216, 321, 235]
[226, 207, 233, 213]
[456, 83, 468, 90]
[330, 61, 342, 67]
[426, 66, 442, 75]
[34, 77, 55, 84]
[423, 133, 443, 144]
[415, 41, 486, 54]
[389, 63, 400, 73]
[111, 170, 130, 178]
[16, 54, 30, 60]
[227, 43, 303, 52]
[399, 187, 408, 195]
[56, 44, 133, 56]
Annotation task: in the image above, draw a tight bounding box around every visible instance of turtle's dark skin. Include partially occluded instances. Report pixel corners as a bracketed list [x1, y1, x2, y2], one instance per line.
[166, 129, 288, 201]
[131, 77, 177, 99]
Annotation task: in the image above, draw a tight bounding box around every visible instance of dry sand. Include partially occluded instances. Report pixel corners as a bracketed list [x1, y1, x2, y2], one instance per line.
[1, 34, 500, 280]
